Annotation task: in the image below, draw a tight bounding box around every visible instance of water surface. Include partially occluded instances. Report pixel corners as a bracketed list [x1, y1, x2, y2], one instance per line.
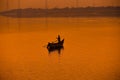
[0, 16, 120, 80]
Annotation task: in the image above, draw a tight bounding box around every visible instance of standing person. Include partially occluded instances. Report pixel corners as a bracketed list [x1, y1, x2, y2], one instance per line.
[57, 35, 61, 43]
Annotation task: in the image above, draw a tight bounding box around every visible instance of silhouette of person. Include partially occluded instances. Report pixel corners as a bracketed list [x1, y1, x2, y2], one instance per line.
[57, 35, 61, 43]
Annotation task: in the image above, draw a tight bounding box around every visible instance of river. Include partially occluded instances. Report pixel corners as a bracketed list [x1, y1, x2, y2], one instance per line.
[0, 16, 120, 80]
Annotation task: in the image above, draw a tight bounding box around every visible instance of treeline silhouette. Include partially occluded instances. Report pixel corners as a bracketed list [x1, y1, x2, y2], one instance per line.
[0, 6, 120, 18]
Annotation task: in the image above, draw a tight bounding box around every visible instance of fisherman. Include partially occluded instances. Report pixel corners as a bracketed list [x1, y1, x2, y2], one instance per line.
[57, 35, 61, 43]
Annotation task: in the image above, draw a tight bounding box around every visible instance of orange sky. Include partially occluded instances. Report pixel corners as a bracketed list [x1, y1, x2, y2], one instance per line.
[0, 0, 120, 11]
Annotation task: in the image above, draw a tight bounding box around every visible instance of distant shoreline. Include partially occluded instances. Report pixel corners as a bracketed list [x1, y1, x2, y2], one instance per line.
[0, 7, 120, 18]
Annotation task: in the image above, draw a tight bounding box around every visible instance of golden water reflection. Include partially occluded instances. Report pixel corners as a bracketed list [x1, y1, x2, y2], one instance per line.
[0, 17, 120, 80]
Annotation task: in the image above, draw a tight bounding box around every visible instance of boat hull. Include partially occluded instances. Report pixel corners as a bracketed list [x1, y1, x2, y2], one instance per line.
[47, 39, 64, 51]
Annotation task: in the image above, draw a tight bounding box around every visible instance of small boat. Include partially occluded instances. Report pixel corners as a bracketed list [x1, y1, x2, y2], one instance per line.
[47, 39, 64, 51]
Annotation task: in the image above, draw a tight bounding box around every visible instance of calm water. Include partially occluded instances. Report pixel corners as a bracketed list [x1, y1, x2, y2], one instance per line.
[0, 16, 120, 80]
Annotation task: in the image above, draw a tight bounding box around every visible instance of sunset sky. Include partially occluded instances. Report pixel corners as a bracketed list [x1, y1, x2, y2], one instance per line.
[0, 0, 120, 11]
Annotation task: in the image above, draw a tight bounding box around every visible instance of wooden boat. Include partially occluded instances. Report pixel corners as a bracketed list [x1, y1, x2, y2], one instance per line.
[47, 39, 64, 51]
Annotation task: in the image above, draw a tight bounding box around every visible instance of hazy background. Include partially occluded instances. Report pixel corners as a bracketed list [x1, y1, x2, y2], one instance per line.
[0, 0, 120, 12]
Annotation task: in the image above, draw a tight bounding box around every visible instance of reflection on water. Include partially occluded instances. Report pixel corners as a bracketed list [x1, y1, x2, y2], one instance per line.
[0, 16, 120, 80]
